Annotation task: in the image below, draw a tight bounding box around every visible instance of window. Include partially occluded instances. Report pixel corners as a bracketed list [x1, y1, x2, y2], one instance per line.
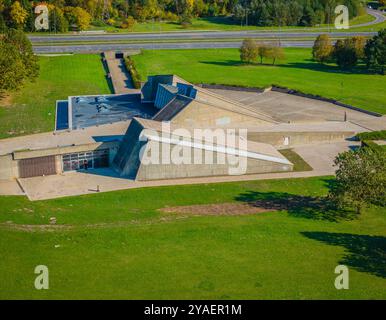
[62, 149, 110, 172]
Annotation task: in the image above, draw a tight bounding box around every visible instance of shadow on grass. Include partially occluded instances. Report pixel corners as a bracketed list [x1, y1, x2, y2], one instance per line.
[199, 59, 373, 75]
[235, 190, 354, 222]
[279, 62, 372, 75]
[199, 60, 244, 67]
[198, 16, 240, 26]
[200, 60, 285, 67]
[302, 231, 386, 278]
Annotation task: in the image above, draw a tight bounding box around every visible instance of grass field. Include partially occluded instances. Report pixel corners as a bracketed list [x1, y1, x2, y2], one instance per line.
[0, 54, 111, 139]
[132, 48, 386, 114]
[279, 149, 313, 172]
[0, 176, 385, 299]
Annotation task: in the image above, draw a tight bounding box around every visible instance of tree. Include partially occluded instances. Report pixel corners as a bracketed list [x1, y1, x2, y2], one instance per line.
[121, 16, 137, 30]
[258, 44, 270, 64]
[64, 6, 92, 31]
[49, 6, 69, 33]
[0, 42, 26, 93]
[3, 29, 39, 81]
[333, 39, 358, 69]
[0, 29, 39, 93]
[9, 1, 28, 29]
[329, 148, 386, 214]
[239, 39, 258, 63]
[312, 34, 333, 64]
[0, 0, 6, 33]
[265, 45, 285, 65]
[351, 36, 366, 60]
[364, 29, 386, 75]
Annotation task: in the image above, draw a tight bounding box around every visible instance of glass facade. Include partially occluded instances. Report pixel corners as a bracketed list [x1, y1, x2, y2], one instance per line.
[62, 149, 109, 172]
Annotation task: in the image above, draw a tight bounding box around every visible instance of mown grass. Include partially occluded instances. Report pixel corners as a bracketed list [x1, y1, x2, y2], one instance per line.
[279, 149, 313, 172]
[132, 48, 386, 114]
[0, 54, 111, 139]
[0, 176, 385, 299]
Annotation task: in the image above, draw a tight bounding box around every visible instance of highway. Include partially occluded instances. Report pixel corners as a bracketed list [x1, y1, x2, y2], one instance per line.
[31, 9, 385, 53]
[33, 41, 316, 53]
[30, 31, 376, 43]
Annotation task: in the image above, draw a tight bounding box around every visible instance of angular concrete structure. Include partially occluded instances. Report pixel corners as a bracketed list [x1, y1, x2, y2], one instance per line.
[113, 118, 293, 180]
[0, 74, 376, 185]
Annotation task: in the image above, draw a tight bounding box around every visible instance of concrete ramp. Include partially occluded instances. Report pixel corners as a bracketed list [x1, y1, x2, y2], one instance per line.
[104, 51, 139, 94]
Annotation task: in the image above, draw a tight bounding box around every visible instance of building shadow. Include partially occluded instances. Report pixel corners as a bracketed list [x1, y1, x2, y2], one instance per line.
[301, 231, 386, 278]
[199, 59, 373, 75]
[234, 189, 354, 222]
[265, 61, 371, 75]
[199, 60, 244, 67]
[76, 167, 131, 179]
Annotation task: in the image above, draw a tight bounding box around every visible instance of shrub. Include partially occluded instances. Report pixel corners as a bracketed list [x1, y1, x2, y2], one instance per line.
[356, 130, 386, 141]
[312, 34, 333, 64]
[239, 39, 258, 64]
[121, 16, 136, 30]
[124, 56, 141, 89]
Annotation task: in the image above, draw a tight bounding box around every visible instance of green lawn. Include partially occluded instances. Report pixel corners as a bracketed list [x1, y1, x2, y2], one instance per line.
[0, 54, 111, 139]
[132, 48, 386, 114]
[279, 149, 313, 172]
[0, 176, 385, 299]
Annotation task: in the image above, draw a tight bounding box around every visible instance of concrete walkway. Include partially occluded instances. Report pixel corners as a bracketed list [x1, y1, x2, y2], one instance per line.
[104, 51, 139, 94]
[13, 140, 359, 201]
[0, 180, 24, 196]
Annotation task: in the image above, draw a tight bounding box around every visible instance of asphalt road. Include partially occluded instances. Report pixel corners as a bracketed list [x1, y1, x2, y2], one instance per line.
[30, 31, 377, 43]
[31, 9, 385, 53]
[34, 41, 315, 53]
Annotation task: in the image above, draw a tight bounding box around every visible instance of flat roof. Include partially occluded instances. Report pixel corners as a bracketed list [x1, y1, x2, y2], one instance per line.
[67, 93, 158, 130]
[0, 121, 132, 156]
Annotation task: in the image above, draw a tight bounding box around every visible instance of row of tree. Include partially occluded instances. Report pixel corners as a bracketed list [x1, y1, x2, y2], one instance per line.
[0, 0, 365, 32]
[233, 0, 364, 27]
[0, 1, 93, 32]
[312, 29, 386, 73]
[0, 0, 232, 31]
[239, 38, 285, 65]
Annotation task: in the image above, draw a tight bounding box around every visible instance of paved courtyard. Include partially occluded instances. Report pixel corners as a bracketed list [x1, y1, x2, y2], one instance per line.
[13, 140, 360, 201]
[209, 89, 379, 123]
[0, 180, 24, 196]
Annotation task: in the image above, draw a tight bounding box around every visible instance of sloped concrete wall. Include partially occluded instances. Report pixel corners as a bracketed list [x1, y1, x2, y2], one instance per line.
[135, 141, 292, 181]
[171, 100, 271, 128]
[248, 131, 355, 148]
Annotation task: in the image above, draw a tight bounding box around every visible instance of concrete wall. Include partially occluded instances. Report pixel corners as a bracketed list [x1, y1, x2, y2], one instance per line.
[171, 100, 271, 128]
[0, 142, 120, 179]
[135, 141, 292, 181]
[13, 141, 119, 160]
[0, 154, 18, 180]
[248, 131, 355, 148]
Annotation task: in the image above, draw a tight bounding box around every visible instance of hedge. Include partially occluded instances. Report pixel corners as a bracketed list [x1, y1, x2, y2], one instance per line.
[361, 140, 386, 153]
[356, 130, 386, 141]
[124, 56, 142, 89]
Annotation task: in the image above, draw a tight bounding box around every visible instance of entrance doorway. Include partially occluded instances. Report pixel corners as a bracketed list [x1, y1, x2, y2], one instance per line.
[62, 149, 109, 172]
